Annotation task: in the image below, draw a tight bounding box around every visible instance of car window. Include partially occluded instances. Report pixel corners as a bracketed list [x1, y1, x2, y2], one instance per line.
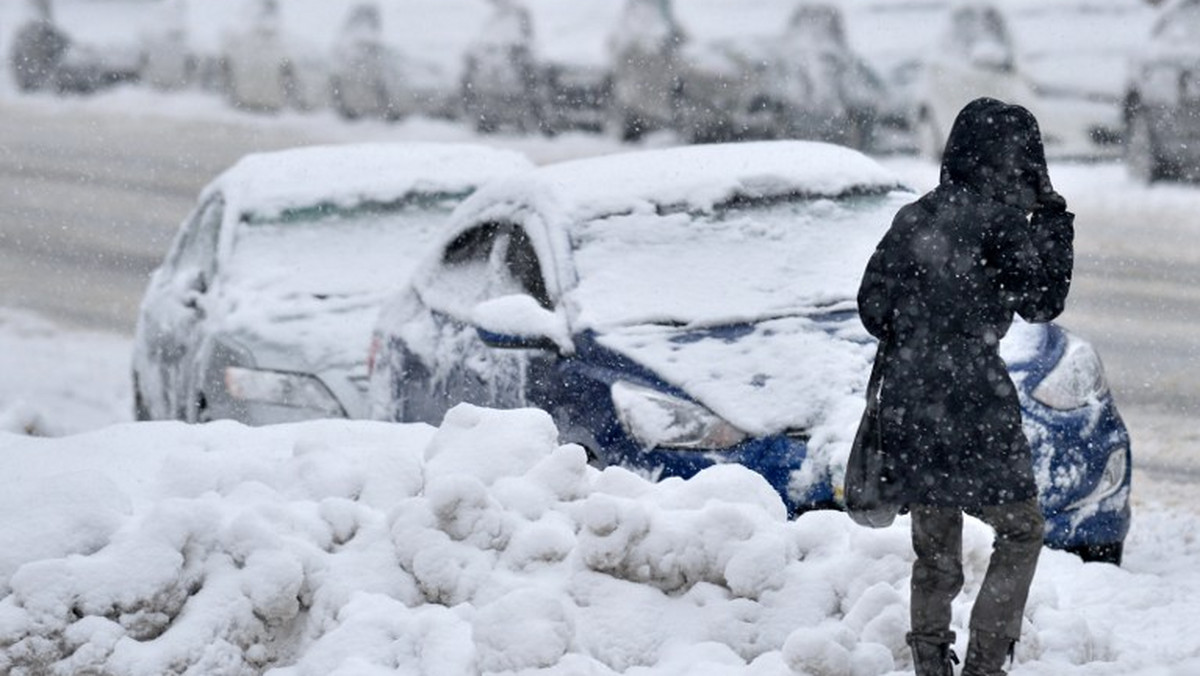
[169, 197, 223, 289]
[494, 226, 551, 308]
[225, 194, 461, 300]
[425, 221, 551, 316]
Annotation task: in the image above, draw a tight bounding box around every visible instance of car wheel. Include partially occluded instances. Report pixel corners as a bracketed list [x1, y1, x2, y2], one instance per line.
[1066, 541, 1123, 566]
[1126, 108, 1168, 184]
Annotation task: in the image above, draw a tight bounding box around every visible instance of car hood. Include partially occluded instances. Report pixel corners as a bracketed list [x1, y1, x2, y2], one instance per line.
[216, 288, 387, 394]
[595, 311, 876, 457]
[595, 313, 1050, 472]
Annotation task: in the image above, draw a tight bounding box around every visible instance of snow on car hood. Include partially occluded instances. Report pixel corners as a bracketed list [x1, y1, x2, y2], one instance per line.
[597, 312, 875, 473]
[596, 312, 1052, 490]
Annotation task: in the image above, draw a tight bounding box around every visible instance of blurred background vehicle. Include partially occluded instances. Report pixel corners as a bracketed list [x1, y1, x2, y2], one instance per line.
[132, 142, 533, 425]
[526, 0, 614, 136]
[674, 1, 889, 149]
[0, 0, 1164, 160]
[459, 0, 543, 134]
[607, 0, 685, 141]
[369, 140, 1131, 563]
[327, 2, 405, 120]
[912, 0, 1152, 161]
[9, 0, 142, 94]
[139, 0, 195, 91]
[1124, 0, 1200, 182]
[218, 0, 327, 112]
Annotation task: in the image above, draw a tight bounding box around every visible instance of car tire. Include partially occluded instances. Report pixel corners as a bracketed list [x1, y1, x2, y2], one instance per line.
[1066, 541, 1123, 566]
[1126, 108, 1169, 184]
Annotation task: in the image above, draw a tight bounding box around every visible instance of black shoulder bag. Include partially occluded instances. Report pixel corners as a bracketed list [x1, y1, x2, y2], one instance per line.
[844, 341, 900, 528]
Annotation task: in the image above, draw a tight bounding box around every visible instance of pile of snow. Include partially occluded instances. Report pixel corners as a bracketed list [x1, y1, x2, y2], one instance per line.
[0, 309, 131, 437]
[0, 402, 1198, 675]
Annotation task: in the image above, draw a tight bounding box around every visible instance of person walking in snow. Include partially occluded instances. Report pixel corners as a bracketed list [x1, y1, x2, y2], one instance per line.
[856, 97, 1074, 676]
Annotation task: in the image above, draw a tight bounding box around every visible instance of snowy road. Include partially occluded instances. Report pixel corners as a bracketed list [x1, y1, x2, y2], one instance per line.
[0, 102, 315, 331]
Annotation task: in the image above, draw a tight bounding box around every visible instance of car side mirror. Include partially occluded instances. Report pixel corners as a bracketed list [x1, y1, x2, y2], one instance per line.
[179, 270, 210, 316]
[473, 294, 572, 354]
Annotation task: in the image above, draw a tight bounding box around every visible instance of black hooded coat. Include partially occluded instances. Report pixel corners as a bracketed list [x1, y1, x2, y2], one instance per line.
[856, 97, 1074, 508]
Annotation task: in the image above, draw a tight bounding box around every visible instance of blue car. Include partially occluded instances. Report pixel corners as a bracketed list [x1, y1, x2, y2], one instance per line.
[368, 141, 1131, 564]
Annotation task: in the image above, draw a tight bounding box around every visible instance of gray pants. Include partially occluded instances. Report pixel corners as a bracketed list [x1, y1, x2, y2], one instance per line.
[910, 499, 1044, 642]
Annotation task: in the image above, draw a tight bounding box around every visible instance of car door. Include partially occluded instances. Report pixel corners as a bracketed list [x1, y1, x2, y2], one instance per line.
[399, 220, 555, 422]
[140, 196, 224, 420]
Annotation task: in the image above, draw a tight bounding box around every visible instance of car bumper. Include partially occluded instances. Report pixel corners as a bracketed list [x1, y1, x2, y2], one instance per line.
[620, 433, 822, 517]
[628, 407, 1131, 552]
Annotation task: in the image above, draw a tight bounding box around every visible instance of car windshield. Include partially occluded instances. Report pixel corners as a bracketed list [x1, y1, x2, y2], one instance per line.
[227, 193, 462, 300]
[568, 189, 912, 330]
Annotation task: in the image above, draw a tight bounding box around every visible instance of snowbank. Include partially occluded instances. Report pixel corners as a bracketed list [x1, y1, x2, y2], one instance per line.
[0, 309, 131, 437]
[0, 403, 1198, 675]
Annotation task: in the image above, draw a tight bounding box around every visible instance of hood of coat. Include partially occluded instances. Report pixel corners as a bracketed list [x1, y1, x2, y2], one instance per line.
[939, 96, 1049, 212]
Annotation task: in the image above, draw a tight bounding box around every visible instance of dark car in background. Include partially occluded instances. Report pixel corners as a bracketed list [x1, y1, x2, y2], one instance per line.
[369, 140, 1132, 564]
[132, 143, 532, 425]
[1125, 0, 1200, 182]
[8, 0, 142, 94]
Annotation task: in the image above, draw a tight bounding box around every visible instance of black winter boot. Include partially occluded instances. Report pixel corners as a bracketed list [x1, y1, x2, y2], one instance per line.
[961, 630, 1015, 676]
[906, 632, 958, 676]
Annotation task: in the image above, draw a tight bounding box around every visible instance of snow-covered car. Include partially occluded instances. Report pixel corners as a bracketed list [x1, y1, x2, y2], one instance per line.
[913, 0, 1146, 160]
[1124, 0, 1200, 182]
[8, 0, 142, 95]
[138, 0, 194, 91]
[529, 0, 616, 136]
[132, 143, 534, 425]
[327, 3, 406, 121]
[368, 140, 1132, 564]
[606, 0, 686, 141]
[459, 0, 543, 133]
[674, 2, 888, 148]
[218, 0, 326, 112]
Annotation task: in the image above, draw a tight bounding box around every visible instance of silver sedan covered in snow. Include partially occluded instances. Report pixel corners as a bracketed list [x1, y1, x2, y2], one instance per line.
[132, 142, 533, 425]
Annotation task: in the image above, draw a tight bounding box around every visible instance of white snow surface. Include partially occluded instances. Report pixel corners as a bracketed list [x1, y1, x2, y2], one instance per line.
[207, 143, 533, 224]
[1, 2, 1199, 674]
[0, 309, 1198, 675]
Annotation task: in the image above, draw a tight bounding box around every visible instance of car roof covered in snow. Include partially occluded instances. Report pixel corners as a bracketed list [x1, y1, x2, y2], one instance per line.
[202, 142, 534, 221]
[454, 140, 905, 227]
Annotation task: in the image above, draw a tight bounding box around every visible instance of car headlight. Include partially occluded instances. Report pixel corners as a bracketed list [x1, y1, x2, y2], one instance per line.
[1065, 446, 1128, 511]
[224, 366, 345, 416]
[1031, 335, 1109, 410]
[610, 380, 747, 450]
